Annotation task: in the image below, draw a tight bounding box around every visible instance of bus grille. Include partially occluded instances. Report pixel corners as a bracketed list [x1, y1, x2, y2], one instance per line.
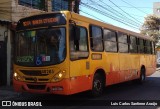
[25, 77, 49, 82]
[20, 70, 48, 76]
[27, 84, 46, 90]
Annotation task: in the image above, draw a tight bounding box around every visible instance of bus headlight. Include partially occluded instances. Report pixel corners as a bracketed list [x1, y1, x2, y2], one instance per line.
[51, 71, 66, 82]
[13, 72, 22, 81]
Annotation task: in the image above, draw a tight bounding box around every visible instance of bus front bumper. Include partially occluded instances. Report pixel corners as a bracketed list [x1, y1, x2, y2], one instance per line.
[13, 79, 70, 95]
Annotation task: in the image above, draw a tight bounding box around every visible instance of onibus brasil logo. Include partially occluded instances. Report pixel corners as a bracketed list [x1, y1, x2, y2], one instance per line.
[2, 101, 42, 107]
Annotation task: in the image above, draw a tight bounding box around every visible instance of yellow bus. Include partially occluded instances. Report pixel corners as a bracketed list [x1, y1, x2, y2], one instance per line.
[13, 11, 156, 96]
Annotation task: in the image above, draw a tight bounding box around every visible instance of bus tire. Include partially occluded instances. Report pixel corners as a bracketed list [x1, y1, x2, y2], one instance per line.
[138, 67, 146, 84]
[91, 73, 104, 97]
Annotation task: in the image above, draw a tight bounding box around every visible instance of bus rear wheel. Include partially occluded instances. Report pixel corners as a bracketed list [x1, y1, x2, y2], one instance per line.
[137, 67, 146, 84]
[91, 73, 104, 97]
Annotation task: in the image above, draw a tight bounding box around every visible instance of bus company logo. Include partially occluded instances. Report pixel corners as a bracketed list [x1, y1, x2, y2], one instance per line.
[2, 101, 11, 106]
[33, 77, 38, 82]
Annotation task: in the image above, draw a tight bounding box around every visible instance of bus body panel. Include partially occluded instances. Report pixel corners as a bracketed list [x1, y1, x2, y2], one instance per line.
[13, 78, 71, 95]
[104, 52, 120, 85]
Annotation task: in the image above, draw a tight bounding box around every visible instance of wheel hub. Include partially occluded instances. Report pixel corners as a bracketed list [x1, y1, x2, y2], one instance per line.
[94, 80, 102, 91]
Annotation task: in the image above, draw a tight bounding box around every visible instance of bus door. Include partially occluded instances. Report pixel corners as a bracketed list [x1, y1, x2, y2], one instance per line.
[69, 24, 91, 93]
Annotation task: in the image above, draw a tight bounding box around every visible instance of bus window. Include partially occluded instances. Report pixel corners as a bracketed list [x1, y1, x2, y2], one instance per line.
[138, 39, 145, 53]
[130, 36, 138, 53]
[149, 41, 153, 54]
[144, 40, 152, 54]
[70, 25, 89, 60]
[90, 25, 103, 52]
[152, 42, 155, 54]
[118, 32, 129, 53]
[46, 28, 66, 62]
[15, 28, 66, 66]
[104, 29, 117, 52]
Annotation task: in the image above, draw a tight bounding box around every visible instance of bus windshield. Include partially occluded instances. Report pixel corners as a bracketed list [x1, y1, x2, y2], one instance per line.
[15, 28, 66, 66]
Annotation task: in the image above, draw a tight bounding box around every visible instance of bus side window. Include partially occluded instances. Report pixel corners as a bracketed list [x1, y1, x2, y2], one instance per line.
[129, 36, 138, 53]
[90, 25, 103, 52]
[138, 38, 145, 54]
[152, 42, 155, 54]
[104, 29, 117, 52]
[144, 40, 152, 54]
[118, 32, 129, 53]
[150, 41, 152, 54]
[69, 25, 89, 60]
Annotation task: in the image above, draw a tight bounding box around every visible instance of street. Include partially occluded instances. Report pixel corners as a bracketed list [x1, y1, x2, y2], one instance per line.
[1, 70, 160, 109]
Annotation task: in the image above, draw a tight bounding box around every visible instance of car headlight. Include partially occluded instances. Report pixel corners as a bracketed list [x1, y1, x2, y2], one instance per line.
[51, 70, 66, 82]
[13, 72, 22, 81]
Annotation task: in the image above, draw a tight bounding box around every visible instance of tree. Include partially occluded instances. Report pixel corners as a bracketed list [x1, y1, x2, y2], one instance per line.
[140, 15, 160, 46]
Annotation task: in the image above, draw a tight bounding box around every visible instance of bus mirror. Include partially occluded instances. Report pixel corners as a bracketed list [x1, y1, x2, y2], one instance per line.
[74, 26, 80, 41]
[71, 25, 80, 51]
[69, 20, 80, 41]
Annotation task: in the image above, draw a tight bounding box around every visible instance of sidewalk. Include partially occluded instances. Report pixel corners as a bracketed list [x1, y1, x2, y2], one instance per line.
[0, 85, 19, 100]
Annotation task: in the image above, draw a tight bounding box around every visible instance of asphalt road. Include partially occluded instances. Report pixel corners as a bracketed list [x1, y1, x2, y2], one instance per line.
[2, 70, 160, 109]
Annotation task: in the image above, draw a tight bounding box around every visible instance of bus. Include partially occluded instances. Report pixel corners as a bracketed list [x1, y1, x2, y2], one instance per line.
[13, 11, 156, 96]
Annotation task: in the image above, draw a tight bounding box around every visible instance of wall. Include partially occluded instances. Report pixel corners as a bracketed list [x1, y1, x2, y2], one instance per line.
[11, 0, 48, 23]
[0, 0, 12, 21]
[0, 25, 7, 41]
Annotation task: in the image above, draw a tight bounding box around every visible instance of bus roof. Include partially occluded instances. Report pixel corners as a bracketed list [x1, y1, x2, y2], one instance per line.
[66, 11, 154, 41]
[17, 11, 154, 41]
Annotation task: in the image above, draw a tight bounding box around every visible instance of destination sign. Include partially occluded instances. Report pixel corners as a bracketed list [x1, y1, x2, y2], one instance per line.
[23, 18, 59, 27]
[16, 13, 66, 30]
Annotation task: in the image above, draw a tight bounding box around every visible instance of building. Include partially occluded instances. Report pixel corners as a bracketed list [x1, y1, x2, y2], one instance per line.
[153, 2, 160, 17]
[0, 0, 80, 86]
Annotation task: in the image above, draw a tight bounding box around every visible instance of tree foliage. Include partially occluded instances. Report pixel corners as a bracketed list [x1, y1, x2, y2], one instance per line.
[140, 15, 160, 45]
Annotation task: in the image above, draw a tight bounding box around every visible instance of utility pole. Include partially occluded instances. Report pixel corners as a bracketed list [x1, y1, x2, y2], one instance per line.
[74, 0, 80, 14]
[69, 0, 80, 13]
